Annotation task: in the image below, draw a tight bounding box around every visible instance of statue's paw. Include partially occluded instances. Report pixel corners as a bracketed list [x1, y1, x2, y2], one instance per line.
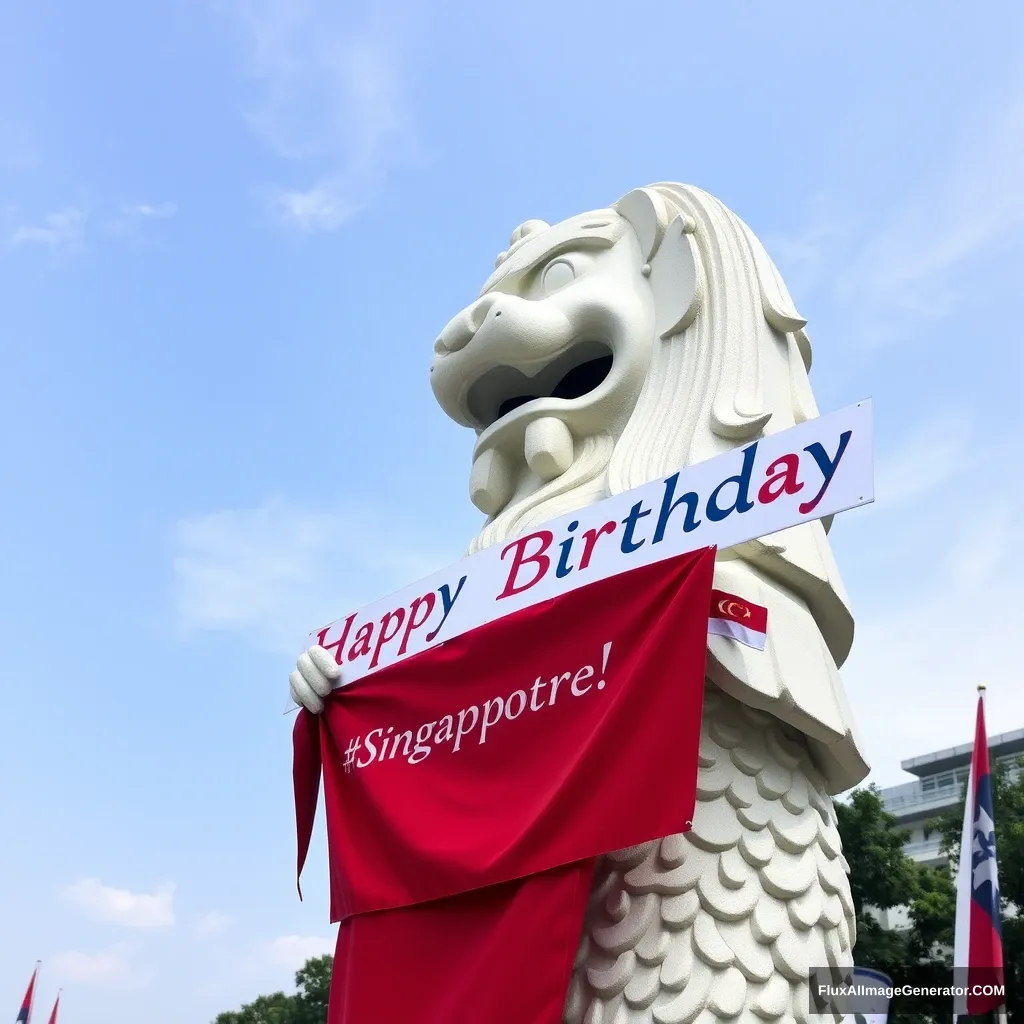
[289, 645, 342, 713]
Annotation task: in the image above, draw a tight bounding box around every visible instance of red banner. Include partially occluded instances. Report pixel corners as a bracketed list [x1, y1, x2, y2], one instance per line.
[294, 546, 715, 1022]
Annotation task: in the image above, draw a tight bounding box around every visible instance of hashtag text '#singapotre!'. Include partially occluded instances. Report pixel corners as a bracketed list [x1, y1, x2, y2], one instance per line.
[344, 642, 614, 771]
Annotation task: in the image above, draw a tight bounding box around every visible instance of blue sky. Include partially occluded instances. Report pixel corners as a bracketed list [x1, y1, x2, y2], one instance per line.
[2, 0, 1023, 1020]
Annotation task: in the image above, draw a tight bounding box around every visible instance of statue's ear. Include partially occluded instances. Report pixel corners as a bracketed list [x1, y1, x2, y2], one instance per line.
[615, 188, 701, 339]
[648, 214, 701, 338]
[614, 188, 670, 260]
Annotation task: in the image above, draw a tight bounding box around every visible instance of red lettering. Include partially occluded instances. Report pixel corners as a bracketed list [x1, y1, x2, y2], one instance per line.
[369, 608, 406, 669]
[398, 592, 436, 655]
[349, 622, 374, 660]
[316, 613, 356, 666]
[497, 530, 553, 599]
[578, 521, 617, 571]
[757, 454, 804, 505]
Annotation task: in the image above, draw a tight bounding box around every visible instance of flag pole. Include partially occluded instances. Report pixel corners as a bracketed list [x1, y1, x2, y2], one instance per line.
[46, 989, 61, 1024]
[17, 961, 41, 1024]
[978, 685, 1008, 1024]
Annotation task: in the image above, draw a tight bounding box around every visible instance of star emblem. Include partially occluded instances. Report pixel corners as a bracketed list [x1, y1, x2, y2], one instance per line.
[972, 804, 999, 897]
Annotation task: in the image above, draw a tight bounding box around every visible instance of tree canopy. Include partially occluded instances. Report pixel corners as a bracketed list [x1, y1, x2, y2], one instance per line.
[835, 785, 955, 1022]
[836, 759, 1023, 1024]
[213, 955, 333, 1024]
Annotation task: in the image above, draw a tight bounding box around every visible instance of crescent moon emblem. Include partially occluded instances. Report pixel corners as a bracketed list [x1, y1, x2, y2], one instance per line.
[717, 599, 751, 620]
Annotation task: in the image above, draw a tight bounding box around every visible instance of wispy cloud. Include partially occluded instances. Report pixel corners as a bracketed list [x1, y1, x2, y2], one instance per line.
[130, 202, 177, 219]
[172, 498, 456, 652]
[770, 72, 1024, 343]
[10, 207, 87, 249]
[64, 878, 176, 929]
[51, 947, 151, 989]
[945, 503, 1011, 592]
[106, 201, 177, 236]
[844, 498, 1020, 788]
[874, 412, 972, 509]
[264, 934, 335, 971]
[840, 80, 1024, 331]
[9, 199, 175, 250]
[225, 0, 415, 231]
[195, 911, 233, 936]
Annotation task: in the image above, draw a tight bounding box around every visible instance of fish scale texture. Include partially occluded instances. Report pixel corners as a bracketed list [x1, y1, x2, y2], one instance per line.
[563, 686, 855, 1024]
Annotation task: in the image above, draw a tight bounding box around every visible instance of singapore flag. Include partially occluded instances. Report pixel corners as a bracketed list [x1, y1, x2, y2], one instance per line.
[707, 589, 768, 651]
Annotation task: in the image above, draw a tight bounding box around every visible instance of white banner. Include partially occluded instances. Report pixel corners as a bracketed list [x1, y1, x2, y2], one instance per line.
[307, 399, 874, 685]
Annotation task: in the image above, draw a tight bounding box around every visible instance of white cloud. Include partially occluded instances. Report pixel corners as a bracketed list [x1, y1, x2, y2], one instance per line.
[225, 0, 414, 230]
[770, 73, 1024, 343]
[128, 202, 177, 219]
[273, 183, 359, 233]
[265, 934, 334, 971]
[105, 201, 177, 237]
[64, 878, 176, 929]
[195, 911, 233, 936]
[51, 948, 150, 989]
[844, 501, 1021, 789]
[945, 504, 1011, 592]
[10, 207, 87, 249]
[763, 193, 851, 302]
[173, 498, 456, 652]
[873, 412, 972, 509]
[841, 80, 1024, 325]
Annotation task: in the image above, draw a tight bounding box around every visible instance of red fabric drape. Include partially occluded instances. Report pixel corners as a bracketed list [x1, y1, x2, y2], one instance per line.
[294, 547, 715, 1023]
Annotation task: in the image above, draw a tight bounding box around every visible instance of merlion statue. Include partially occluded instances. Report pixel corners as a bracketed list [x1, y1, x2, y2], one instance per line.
[290, 182, 869, 1023]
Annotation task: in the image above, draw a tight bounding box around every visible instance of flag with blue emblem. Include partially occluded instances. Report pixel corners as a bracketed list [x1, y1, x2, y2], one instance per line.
[14, 965, 38, 1024]
[953, 691, 1005, 1017]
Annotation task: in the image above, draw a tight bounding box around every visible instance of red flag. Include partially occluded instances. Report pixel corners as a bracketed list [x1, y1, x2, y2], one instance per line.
[708, 589, 768, 650]
[15, 965, 39, 1024]
[295, 547, 715, 1023]
[44, 997, 58, 1024]
[954, 694, 1005, 1015]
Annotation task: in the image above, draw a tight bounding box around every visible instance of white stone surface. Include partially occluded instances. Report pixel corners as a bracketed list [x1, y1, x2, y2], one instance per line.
[430, 183, 867, 794]
[289, 181, 869, 1022]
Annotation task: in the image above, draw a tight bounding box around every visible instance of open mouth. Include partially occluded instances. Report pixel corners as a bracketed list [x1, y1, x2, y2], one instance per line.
[465, 340, 614, 429]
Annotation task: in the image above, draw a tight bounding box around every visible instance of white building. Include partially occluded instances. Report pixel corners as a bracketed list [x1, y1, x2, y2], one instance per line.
[870, 728, 1024, 930]
[879, 727, 1024, 868]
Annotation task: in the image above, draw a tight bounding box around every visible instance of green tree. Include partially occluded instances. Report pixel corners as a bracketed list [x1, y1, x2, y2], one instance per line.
[835, 785, 953, 1023]
[213, 955, 333, 1024]
[292, 955, 333, 1024]
[214, 991, 297, 1024]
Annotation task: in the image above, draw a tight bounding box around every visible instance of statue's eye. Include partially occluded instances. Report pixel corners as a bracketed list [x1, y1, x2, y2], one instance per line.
[540, 258, 575, 295]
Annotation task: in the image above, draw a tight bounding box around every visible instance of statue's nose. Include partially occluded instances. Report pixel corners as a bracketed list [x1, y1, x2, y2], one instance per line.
[434, 295, 500, 355]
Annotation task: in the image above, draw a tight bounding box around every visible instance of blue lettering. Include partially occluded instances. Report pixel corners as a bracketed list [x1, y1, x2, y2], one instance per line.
[555, 521, 579, 579]
[652, 474, 702, 543]
[706, 442, 757, 522]
[426, 575, 468, 641]
[620, 501, 651, 553]
[798, 431, 852, 515]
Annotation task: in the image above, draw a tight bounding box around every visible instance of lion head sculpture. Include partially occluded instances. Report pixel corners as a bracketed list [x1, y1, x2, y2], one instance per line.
[430, 182, 868, 794]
